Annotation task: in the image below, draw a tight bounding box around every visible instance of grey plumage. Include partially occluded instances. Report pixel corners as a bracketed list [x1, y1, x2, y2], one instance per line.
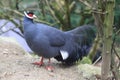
[23, 13, 96, 64]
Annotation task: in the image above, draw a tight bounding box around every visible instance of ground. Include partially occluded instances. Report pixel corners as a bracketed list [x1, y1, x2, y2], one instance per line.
[0, 37, 82, 80]
[0, 37, 100, 80]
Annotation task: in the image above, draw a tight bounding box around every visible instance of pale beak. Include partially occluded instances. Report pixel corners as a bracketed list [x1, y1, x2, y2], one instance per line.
[33, 14, 37, 18]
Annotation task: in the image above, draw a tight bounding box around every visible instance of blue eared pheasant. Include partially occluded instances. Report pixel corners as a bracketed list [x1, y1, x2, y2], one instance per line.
[23, 11, 96, 71]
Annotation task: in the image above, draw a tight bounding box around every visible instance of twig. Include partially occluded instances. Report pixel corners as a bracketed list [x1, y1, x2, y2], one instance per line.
[113, 48, 120, 61]
[12, 29, 24, 38]
[93, 56, 102, 65]
[110, 26, 120, 80]
[55, 0, 65, 13]
[79, 0, 92, 9]
[92, 10, 108, 14]
[2, 7, 54, 26]
[0, 27, 16, 35]
[112, 28, 120, 63]
[0, 21, 9, 30]
[114, 48, 120, 68]
[69, 1, 76, 12]
[3, 8, 23, 17]
[115, 28, 120, 35]
[45, 0, 60, 23]
[38, 0, 46, 17]
[79, 0, 108, 15]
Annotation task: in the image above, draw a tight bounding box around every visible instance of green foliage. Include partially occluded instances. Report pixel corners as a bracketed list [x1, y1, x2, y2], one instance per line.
[115, 35, 120, 44]
[17, 0, 94, 30]
[0, 0, 120, 42]
[114, 0, 120, 27]
[77, 57, 92, 64]
[0, 0, 119, 30]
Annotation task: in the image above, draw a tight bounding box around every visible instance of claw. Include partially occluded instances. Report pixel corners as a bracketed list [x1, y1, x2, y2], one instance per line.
[45, 65, 54, 72]
[45, 59, 54, 72]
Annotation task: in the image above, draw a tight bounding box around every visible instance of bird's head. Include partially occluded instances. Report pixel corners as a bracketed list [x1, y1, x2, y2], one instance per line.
[24, 11, 37, 19]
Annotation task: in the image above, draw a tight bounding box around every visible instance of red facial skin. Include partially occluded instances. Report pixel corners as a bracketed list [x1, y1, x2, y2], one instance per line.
[28, 14, 33, 17]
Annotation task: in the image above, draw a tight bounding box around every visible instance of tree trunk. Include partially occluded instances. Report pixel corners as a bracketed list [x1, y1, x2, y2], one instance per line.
[64, 0, 71, 30]
[101, 0, 115, 80]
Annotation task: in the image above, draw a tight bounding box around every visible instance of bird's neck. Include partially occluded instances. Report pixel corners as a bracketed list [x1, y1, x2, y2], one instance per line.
[23, 16, 34, 23]
[23, 16, 35, 32]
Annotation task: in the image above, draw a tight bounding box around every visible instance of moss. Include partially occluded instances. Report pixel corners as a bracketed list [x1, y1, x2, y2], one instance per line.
[78, 64, 101, 79]
[78, 57, 92, 64]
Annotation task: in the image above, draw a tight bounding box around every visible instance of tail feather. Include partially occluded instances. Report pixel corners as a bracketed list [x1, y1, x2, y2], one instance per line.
[66, 25, 95, 36]
[55, 25, 99, 64]
[66, 25, 96, 45]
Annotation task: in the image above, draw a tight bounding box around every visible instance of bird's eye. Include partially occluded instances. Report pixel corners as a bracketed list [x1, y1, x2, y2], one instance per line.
[28, 14, 33, 17]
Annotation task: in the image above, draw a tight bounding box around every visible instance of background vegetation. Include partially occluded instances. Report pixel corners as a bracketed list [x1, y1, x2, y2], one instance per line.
[0, 0, 120, 42]
[0, 0, 120, 79]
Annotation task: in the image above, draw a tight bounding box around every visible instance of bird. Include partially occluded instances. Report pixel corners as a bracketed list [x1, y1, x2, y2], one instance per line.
[23, 11, 97, 71]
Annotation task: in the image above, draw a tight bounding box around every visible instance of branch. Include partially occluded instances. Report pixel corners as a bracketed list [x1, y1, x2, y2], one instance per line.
[114, 48, 120, 67]
[112, 28, 120, 62]
[110, 27, 120, 80]
[0, 21, 9, 30]
[79, 0, 92, 9]
[12, 29, 24, 38]
[3, 7, 23, 17]
[2, 6, 54, 26]
[115, 28, 120, 35]
[0, 27, 16, 35]
[55, 0, 65, 14]
[45, 0, 60, 23]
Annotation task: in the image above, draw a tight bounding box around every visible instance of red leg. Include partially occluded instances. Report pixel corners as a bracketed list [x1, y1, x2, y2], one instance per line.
[45, 58, 54, 72]
[33, 57, 44, 66]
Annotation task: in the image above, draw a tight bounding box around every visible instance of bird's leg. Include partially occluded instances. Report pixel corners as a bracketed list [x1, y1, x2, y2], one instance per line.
[45, 58, 54, 72]
[33, 57, 44, 66]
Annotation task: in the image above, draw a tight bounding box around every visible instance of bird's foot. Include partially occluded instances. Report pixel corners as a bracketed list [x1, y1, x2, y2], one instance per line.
[32, 61, 44, 66]
[32, 57, 44, 66]
[45, 65, 54, 72]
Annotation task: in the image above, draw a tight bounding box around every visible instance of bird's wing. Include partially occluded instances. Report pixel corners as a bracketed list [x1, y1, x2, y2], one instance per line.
[36, 23, 66, 47]
[48, 32, 66, 47]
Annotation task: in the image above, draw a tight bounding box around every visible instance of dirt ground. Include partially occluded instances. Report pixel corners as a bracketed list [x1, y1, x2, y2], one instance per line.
[0, 37, 85, 80]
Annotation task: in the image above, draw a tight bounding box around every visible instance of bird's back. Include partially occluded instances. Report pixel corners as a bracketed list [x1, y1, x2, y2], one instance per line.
[55, 25, 96, 64]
